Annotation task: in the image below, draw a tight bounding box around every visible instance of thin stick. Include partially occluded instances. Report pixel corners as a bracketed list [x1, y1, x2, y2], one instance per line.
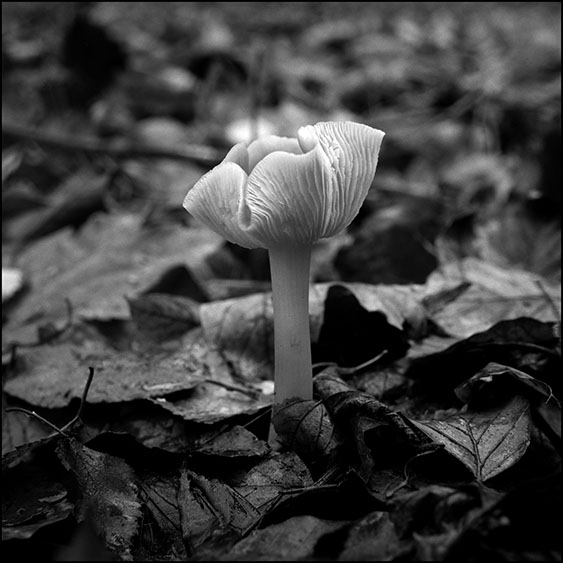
[312, 349, 389, 375]
[5, 407, 69, 437]
[203, 378, 261, 399]
[3, 123, 225, 167]
[61, 367, 95, 431]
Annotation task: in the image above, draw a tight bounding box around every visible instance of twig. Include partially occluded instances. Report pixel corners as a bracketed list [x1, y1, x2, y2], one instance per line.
[312, 349, 389, 376]
[4, 407, 69, 437]
[4, 367, 96, 437]
[203, 378, 261, 399]
[3, 122, 225, 168]
[277, 483, 339, 495]
[61, 367, 95, 431]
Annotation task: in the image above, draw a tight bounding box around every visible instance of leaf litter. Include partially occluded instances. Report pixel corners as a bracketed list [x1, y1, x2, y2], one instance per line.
[2, 2, 561, 561]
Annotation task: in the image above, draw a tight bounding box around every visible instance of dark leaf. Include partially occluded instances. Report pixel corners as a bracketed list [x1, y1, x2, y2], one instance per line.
[338, 511, 400, 561]
[314, 283, 411, 366]
[407, 317, 561, 399]
[455, 362, 559, 408]
[200, 282, 425, 381]
[314, 371, 433, 478]
[272, 398, 338, 461]
[128, 292, 201, 343]
[137, 470, 187, 560]
[261, 469, 387, 527]
[178, 468, 260, 556]
[56, 437, 142, 560]
[192, 425, 270, 459]
[2, 437, 72, 540]
[228, 452, 313, 512]
[217, 515, 350, 561]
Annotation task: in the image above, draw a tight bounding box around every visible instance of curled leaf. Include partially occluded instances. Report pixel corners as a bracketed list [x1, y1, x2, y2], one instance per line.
[272, 398, 338, 460]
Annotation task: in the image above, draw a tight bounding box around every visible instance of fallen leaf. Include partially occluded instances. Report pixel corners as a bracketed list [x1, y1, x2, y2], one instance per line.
[2, 437, 73, 540]
[475, 203, 561, 280]
[424, 258, 561, 338]
[260, 468, 387, 526]
[272, 398, 338, 461]
[192, 425, 270, 459]
[455, 362, 559, 408]
[390, 483, 502, 560]
[128, 292, 201, 344]
[56, 437, 142, 560]
[407, 317, 560, 397]
[338, 511, 400, 561]
[137, 470, 187, 560]
[152, 375, 271, 424]
[314, 370, 433, 479]
[411, 396, 531, 482]
[5, 212, 223, 344]
[4, 326, 216, 408]
[221, 515, 350, 561]
[178, 468, 260, 556]
[199, 282, 426, 380]
[229, 452, 313, 511]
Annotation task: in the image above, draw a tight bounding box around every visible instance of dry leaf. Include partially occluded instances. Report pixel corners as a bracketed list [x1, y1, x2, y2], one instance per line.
[5, 212, 222, 344]
[4, 327, 216, 408]
[424, 258, 560, 338]
[412, 396, 531, 482]
[56, 438, 142, 560]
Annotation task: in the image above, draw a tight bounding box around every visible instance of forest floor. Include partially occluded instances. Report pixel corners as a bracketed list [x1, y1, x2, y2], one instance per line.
[2, 2, 561, 561]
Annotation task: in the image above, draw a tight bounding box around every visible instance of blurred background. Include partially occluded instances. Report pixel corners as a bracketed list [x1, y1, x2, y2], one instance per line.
[2, 1, 561, 286]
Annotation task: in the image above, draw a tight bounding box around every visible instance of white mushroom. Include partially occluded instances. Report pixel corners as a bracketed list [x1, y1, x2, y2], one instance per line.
[184, 121, 384, 406]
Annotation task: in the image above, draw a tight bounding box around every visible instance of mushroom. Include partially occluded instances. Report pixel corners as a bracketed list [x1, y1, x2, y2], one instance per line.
[183, 121, 384, 407]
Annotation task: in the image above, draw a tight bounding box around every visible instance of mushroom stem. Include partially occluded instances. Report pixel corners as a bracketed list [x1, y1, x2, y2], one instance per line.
[268, 243, 313, 405]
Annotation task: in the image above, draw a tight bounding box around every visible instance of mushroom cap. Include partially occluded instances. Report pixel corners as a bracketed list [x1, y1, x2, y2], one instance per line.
[183, 121, 384, 249]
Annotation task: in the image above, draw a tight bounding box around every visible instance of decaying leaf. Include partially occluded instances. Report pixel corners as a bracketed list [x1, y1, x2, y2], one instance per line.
[56, 437, 142, 560]
[2, 437, 73, 541]
[229, 452, 313, 511]
[314, 371, 433, 479]
[137, 470, 187, 560]
[191, 425, 270, 459]
[411, 396, 531, 482]
[178, 468, 260, 556]
[272, 398, 338, 461]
